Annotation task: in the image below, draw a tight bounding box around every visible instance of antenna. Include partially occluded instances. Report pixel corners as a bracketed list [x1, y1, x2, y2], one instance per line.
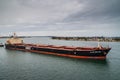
[97, 39, 100, 47]
[13, 32, 17, 38]
[97, 39, 103, 49]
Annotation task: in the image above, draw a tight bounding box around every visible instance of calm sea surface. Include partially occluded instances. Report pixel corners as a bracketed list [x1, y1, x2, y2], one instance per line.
[0, 37, 120, 80]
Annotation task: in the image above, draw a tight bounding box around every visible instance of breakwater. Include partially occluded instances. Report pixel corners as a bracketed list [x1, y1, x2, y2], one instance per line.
[52, 36, 120, 42]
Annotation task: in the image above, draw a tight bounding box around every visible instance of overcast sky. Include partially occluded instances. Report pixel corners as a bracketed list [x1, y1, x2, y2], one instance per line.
[0, 0, 120, 36]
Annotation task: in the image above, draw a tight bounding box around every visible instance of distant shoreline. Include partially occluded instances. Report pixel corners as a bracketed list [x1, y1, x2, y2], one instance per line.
[51, 36, 120, 42]
[1, 36, 120, 42]
[0, 36, 31, 38]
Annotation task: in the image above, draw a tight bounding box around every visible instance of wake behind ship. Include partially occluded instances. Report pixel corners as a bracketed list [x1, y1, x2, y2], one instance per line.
[5, 33, 111, 59]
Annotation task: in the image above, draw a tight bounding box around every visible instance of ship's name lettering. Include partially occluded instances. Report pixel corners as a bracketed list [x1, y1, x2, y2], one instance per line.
[90, 51, 101, 53]
[26, 46, 31, 50]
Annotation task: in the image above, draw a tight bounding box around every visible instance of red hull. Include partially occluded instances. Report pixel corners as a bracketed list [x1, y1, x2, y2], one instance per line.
[6, 46, 107, 59]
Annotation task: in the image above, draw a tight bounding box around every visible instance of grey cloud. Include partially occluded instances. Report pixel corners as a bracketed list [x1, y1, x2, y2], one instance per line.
[64, 0, 120, 24]
[0, 0, 120, 36]
[0, 0, 81, 24]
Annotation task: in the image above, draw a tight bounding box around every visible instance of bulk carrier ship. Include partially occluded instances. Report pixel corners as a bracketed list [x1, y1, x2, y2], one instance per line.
[5, 33, 111, 59]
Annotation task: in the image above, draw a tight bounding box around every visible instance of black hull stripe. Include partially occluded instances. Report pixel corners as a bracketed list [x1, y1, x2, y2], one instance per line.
[6, 47, 106, 59]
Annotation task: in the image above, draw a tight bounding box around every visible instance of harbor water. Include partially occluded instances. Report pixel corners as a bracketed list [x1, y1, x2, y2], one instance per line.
[0, 37, 120, 80]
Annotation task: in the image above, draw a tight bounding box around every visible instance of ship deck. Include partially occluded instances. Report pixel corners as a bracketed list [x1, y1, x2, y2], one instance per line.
[13, 43, 108, 51]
